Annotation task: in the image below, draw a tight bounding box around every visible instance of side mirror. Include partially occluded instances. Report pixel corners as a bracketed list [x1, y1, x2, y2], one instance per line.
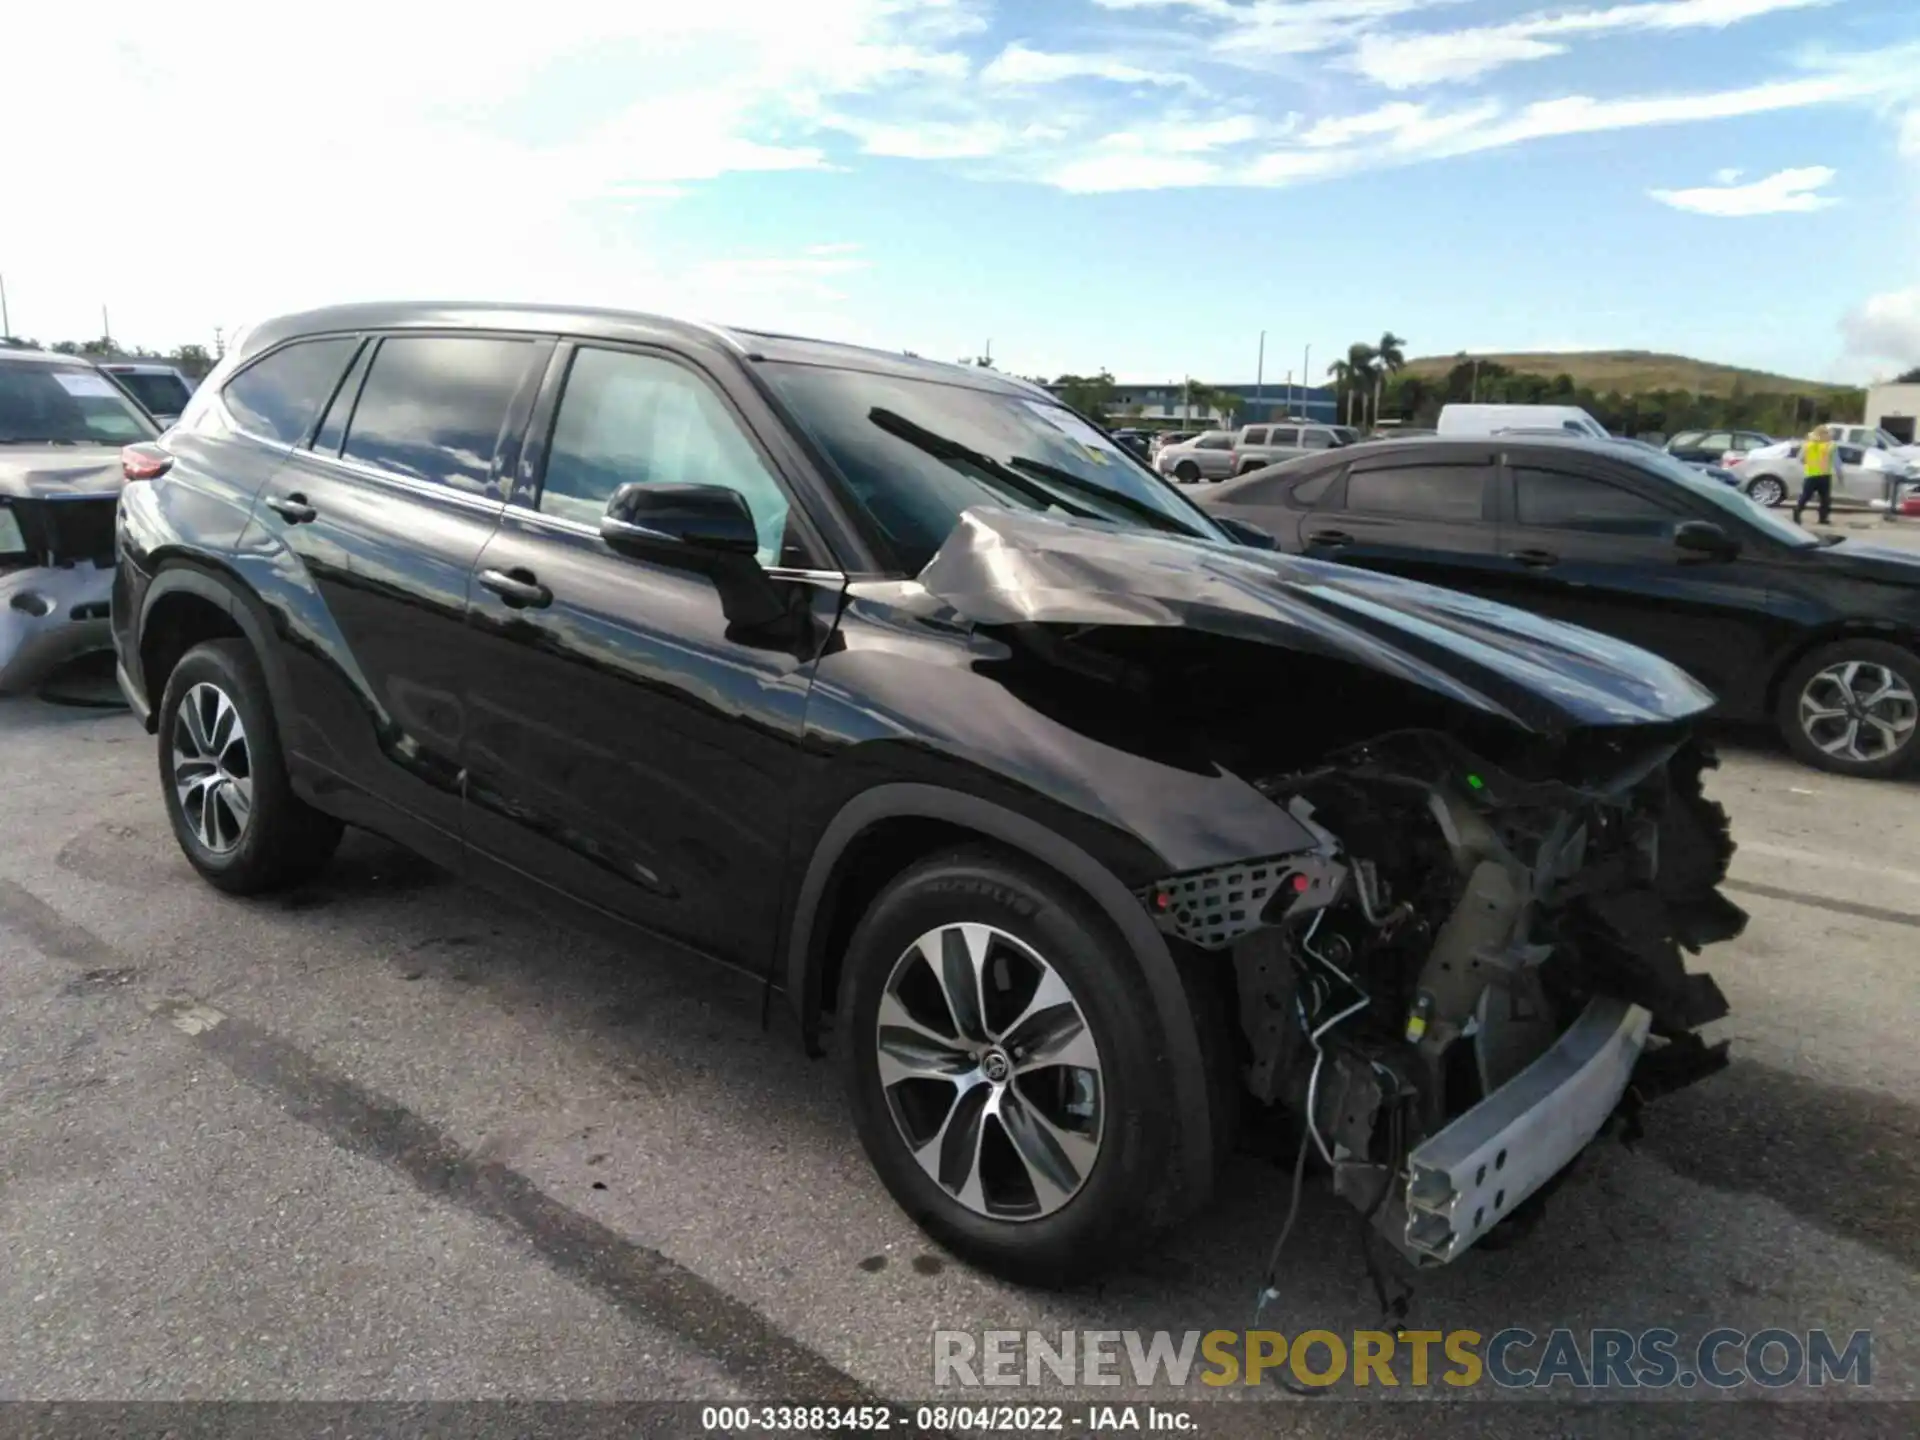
[1674, 519, 1739, 560]
[1214, 515, 1277, 550]
[600, 482, 759, 562]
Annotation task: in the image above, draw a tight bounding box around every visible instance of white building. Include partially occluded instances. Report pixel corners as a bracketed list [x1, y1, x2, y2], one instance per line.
[1865, 382, 1920, 445]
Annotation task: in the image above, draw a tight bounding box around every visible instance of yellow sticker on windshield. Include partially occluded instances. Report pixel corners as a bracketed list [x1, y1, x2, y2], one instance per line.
[1026, 401, 1113, 463]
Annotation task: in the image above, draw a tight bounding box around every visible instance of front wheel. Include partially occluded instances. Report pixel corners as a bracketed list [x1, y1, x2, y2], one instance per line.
[1173, 461, 1201, 482]
[157, 639, 344, 892]
[1777, 640, 1920, 778]
[1746, 474, 1788, 508]
[839, 847, 1175, 1286]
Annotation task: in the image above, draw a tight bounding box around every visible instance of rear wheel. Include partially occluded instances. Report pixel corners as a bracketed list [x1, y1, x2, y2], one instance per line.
[158, 639, 343, 892]
[839, 847, 1175, 1286]
[1777, 639, 1920, 778]
[1174, 461, 1200, 482]
[1745, 474, 1788, 508]
[1237, 460, 1265, 476]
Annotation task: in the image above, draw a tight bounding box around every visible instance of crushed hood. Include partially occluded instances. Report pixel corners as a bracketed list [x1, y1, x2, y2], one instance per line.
[0, 446, 125, 500]
[917, 507, 1716, 733]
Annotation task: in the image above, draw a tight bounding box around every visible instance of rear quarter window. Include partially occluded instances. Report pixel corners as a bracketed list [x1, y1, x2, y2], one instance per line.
[223, 337, 361, 445]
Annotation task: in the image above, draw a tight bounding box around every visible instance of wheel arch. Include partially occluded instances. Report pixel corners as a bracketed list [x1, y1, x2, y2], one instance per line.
[1764, 621, 1920, 715]
[138, 561, 296, 741]
[783, 782, 1218, 1215]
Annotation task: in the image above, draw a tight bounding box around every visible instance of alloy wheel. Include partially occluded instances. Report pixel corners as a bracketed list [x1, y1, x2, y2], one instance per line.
[875, 923, 1103, 1221]
[1798, 660, 1918, 766]
[172, 682, 254, 853]
[1748, 476, 1787, 508]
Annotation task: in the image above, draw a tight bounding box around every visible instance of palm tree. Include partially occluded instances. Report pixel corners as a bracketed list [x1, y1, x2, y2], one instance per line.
[1329, 343, 1378, 427]
[1373, 331, 1408, 428]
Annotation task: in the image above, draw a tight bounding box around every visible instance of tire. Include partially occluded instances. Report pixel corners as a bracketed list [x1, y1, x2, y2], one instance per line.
[1746, 474, 1788, 508]
[1237, 461, 1264, 476]
[1174, 461, 1200, 482]
[838, 846, 1177, 1286]
[1775, 639, 1920, 778]
[157, 639, 343, 893]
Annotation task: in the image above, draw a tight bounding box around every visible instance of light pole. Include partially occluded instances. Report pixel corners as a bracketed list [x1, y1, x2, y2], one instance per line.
[1255, 330, 1265, 410]
[1302, 343, 1312, 420]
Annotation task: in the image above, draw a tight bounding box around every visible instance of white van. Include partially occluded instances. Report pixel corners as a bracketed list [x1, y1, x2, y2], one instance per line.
[1437, 404, 1609, 440]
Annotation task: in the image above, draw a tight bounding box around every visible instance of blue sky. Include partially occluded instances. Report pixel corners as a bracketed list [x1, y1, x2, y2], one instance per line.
[5, 0, 1918, 384]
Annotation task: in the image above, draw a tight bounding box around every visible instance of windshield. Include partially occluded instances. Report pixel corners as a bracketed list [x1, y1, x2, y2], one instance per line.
[0, 363, 159, 445]
[113, 370, 193, 416]
[763, 363, 1224, 572]
[1631, 445, 1817, 548]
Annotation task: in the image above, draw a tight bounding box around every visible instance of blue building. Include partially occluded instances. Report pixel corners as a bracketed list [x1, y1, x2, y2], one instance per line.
[1093, 381, 1340, 427]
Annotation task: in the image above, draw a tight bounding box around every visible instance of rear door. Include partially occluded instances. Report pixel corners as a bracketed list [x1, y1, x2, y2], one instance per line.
[252, 331, 551, 864]
[1299, 448, 1502, 591]
[458, 340, 843, 968]
[1485, 454, 1778, 699]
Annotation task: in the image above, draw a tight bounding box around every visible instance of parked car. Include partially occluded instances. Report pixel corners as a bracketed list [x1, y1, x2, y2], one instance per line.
[1725, 437, 1920, 509]
[1228, 421, 1351, 475]
[1108, 427, 1152, 461]
[1153, 429, 1237, 481]
[1437, 403, 1609, 439]
[1148, 430, 1196, 460]
[98, 362, 198, 426]
[1666, 429, 1773, 466]
[1200, 434, 1920, 777]
[112, 301, 1740, 1286]
[1, 345, 159, 691]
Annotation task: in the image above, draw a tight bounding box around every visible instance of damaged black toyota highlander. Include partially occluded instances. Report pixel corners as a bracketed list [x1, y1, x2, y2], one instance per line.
[112, 305, 1742, 1287]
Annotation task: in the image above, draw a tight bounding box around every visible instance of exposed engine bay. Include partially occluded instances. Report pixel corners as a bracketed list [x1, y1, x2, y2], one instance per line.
[915, 505, 1747, 1273]
[1145, 726, 1742, 1267]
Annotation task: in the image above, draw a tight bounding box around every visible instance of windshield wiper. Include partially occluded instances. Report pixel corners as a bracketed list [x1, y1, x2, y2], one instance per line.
[866, 408, 1107, 522]
[1004, 456, 1200, 536]
[866, 407, 1204, 537]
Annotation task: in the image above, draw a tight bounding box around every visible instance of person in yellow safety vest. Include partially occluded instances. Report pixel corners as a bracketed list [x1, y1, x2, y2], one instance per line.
[1794, 424, 1836, 527]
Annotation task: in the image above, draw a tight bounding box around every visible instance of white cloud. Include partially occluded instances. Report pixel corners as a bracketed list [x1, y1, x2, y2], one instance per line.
[980, 43, 1183, 88]
[1841, 288, 1920, 366]
[1653, 165, 1839, 216]
[1650, 165, 1837, 215]
[0, 0, 976, 344]
[1350, 0, 1830, 90]
[1714, 166, 1745, 183]
[1350, 31, 1564, 89]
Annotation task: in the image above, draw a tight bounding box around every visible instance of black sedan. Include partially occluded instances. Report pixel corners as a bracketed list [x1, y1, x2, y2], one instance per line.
[1200, 435, 1920, 777]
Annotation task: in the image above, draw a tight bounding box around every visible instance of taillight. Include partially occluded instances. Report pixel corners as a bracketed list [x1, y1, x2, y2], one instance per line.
[122, 444, 172, 482]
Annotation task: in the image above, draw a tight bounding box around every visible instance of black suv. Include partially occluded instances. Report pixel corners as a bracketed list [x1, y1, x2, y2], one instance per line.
[114, 303, 1740, 1284]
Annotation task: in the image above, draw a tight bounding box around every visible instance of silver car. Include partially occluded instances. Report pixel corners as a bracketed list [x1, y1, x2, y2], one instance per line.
[1729, 432, 1920, 509]
[1, 346, 158, 691]
[1154, 429, 1237, 482]
[1228, 422, 1355, 475]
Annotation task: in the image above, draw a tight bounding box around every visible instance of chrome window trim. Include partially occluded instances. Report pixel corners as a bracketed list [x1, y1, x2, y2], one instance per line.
[501, 502, 846, 582]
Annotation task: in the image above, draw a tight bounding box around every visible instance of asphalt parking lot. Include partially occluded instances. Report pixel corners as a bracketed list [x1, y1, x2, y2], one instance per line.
[3, 535, 1918, 1433]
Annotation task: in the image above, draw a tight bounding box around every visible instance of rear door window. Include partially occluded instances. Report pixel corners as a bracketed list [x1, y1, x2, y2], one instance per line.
[1271, 427, 1300, 446]
[1345, 464, 1487, 522]
[1513, 468, 1681, 535]
[1241, 427, 1267, 446]
[1196, 433, 1232, 450]
[223, 337, 359, 445]
[341, 336, 541, 497]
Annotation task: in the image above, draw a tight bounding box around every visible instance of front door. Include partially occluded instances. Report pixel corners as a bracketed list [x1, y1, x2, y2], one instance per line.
[253, 331, 551, 863]
[1484, 461, 1778, 702]
[1300, 450, 1504, 591]
[459, 342, 842, 968]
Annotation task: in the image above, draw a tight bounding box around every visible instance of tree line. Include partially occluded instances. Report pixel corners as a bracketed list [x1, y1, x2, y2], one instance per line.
[3, 335, 217, 379]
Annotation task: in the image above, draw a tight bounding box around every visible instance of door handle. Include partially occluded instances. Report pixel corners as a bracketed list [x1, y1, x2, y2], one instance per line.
[1506, 548, 1559, 568]
[1307, 529, 1354, 547]
[477, 567, 553, 610]
[266, 493, 317, 525]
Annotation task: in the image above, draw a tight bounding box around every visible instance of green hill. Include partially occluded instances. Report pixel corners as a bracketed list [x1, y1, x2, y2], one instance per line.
[1401, 350, 1852, 398]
